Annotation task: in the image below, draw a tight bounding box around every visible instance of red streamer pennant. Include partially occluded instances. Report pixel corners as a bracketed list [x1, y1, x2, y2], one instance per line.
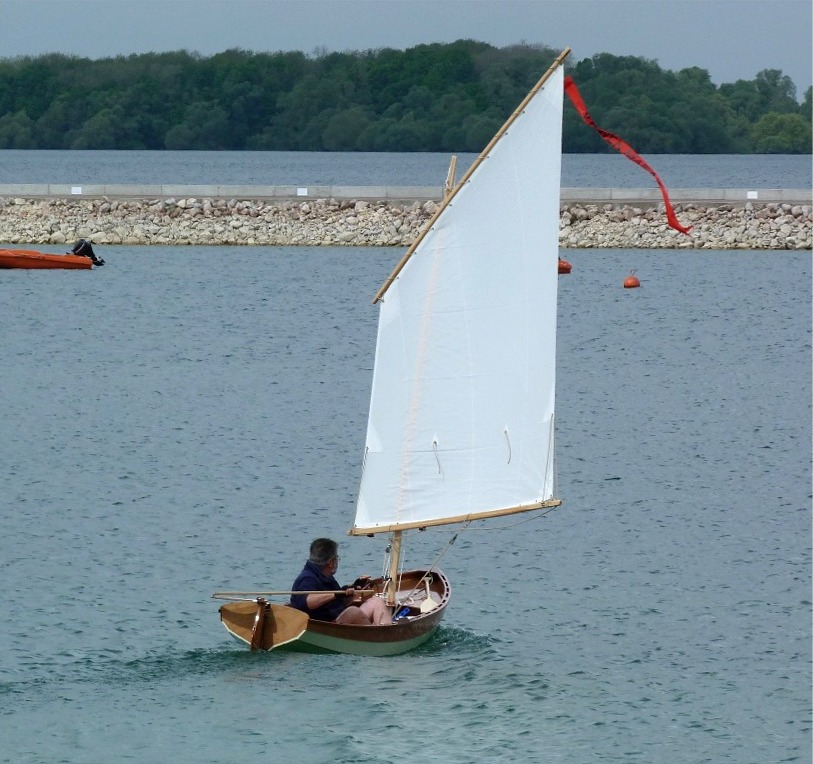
[564, 75, 691, 235]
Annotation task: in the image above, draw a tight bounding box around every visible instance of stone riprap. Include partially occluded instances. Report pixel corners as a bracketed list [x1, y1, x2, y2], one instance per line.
[0, 196, 810, 249]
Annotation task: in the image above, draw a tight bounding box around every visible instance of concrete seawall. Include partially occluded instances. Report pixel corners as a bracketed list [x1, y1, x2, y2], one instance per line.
[1, 186, 810, 250]
[0, 184, 810, 205]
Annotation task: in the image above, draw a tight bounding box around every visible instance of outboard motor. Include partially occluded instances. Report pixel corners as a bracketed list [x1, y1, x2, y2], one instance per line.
[71, 238, 104, 266]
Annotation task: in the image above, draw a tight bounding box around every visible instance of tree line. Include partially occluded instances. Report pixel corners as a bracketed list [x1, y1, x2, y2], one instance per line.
[0, 41, 809, 153]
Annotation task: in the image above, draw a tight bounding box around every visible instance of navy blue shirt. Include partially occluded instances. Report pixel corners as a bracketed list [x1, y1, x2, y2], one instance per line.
[290, 560, 345, 621]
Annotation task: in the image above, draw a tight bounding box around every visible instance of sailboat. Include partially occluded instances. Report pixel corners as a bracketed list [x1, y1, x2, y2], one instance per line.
[215, 48, 569, 655]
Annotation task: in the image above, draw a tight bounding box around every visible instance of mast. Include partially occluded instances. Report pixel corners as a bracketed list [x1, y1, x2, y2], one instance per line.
[444, 155, 457, 199]
[385, 530, 403, 607]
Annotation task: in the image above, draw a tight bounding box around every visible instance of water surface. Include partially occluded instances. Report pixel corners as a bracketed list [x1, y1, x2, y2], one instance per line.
[0, 150, 810, 189]
[1, 245, 810, 763]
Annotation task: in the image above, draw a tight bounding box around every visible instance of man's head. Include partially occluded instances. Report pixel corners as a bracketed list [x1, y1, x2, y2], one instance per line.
[309, 537, 338, 568]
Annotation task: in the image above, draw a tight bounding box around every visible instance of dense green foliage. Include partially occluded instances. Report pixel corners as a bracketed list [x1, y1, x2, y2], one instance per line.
[0, 42, 809, 153]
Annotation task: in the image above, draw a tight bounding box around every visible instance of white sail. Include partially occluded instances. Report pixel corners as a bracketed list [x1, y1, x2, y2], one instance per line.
[351, 59, 565, 536]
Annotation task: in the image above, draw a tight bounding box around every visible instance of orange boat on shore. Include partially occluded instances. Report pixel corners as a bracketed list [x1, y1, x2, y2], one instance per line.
[0, 239, 104, 270]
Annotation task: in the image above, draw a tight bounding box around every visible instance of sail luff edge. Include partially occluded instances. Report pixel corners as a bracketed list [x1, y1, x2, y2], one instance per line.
[371, 47, 571, 305]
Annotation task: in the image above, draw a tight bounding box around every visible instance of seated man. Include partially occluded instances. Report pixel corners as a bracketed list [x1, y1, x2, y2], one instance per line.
[290, 537, 391, 625]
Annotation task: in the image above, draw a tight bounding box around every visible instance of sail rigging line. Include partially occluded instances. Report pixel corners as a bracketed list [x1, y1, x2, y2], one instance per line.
[455, 502, 562, 532]
[382, 538, 393, 582]
[372, 47, 571, 305]
[392, 507, 558, 608]
[392, 526, 465, 608]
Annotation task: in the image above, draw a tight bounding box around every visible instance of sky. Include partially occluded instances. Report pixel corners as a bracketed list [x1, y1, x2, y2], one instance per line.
[1, 0, 811, 96]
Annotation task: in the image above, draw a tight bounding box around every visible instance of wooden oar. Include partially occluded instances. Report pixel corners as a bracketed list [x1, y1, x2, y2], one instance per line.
[212, 589, 370, 599]
[218, 599, 309, 651]
[212, 586, 375, 600]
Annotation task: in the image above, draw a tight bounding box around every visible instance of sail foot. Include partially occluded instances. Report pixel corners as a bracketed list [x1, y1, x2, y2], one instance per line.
[350, 498, 562, 535]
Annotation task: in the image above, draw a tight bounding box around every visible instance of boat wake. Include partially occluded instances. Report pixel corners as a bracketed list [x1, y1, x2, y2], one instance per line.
[411, 624, 495, 655]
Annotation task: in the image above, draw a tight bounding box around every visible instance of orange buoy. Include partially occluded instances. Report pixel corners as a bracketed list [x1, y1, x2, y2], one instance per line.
[558, 258, 572, 274]
[623, 270, 640, 289]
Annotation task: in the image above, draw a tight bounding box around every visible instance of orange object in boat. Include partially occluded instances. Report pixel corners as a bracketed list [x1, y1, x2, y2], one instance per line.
[0, 249, 94, 270]
[623, 271, 640, 288]
[558, 258, 572, 274]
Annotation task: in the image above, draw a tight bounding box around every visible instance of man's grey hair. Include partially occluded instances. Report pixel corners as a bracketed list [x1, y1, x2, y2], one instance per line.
[309, 537, 338, 566]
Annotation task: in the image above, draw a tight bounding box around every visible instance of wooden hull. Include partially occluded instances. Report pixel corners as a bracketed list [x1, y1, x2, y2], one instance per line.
[219, 568, 451, 656]
[0, 249, 94, 269]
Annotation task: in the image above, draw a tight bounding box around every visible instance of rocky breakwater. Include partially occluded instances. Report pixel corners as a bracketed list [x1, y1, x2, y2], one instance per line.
[0, 196, 810, 249]
[559, 201, 811, 250]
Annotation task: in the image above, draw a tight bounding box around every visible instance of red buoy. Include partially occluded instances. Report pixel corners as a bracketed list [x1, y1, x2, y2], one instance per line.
[623, 270, 640, 289]
[558, 258, 572, 274]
